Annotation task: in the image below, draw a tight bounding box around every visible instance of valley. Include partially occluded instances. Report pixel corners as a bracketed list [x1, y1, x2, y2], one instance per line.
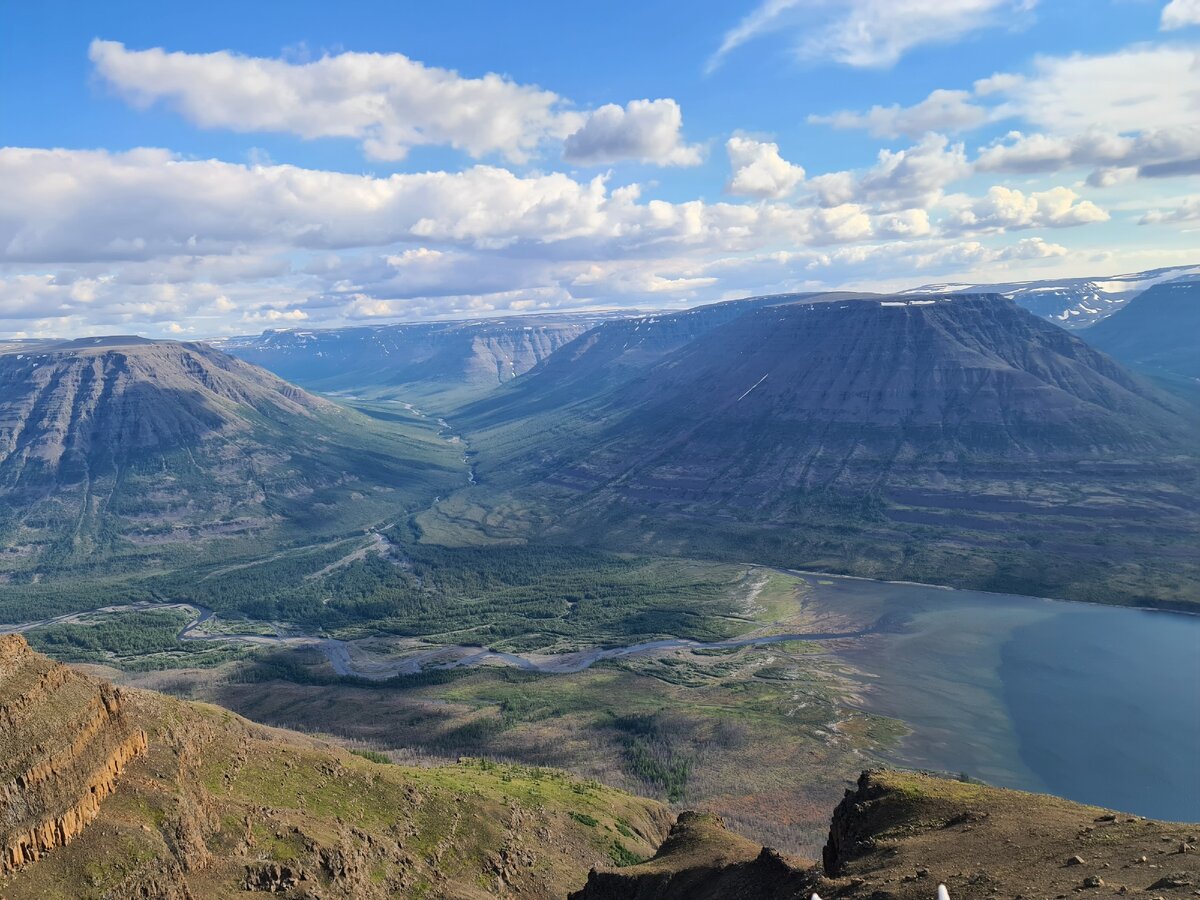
[1, 279, 1197, 894]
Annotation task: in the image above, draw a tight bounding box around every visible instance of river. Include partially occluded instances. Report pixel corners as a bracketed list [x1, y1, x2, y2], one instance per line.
[4, 572, 1196, 821]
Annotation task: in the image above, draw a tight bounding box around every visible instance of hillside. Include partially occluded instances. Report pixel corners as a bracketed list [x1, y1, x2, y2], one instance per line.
[0, 338, 464, 585]
[1080, 278, 1200, 383]
[439, 294, 1200, 607]
[904, 264, 1200, 328]
[216, 313, 614, 406]
[572, 769, 1199, 899]
[0, 635, 669, 898]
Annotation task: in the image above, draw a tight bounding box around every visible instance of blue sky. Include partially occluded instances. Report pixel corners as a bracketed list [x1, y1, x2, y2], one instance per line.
[1, 0, 1198, 336]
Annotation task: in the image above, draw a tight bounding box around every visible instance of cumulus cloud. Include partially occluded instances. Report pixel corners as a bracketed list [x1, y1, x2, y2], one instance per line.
[90, 40, 581, 162]
[810, 134, 971, 208]
[810, 44, 1200, 186]
[0, 145, 972, 334]
[708, 0, 1038, 71]
[725, 136, 805, 198]
[562, 99, 702, 166]
[809, 89, 989, 138]
[948, 186, 1109, 232]
[1162, 0, 1200, 29]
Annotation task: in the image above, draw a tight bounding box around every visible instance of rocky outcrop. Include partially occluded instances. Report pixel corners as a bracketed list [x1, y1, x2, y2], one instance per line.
[0, 635, 146, 873]
[572, 769, 1200, 900]
[569, 811, 817, 900]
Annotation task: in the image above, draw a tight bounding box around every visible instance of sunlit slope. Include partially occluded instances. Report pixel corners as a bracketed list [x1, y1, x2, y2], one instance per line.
[0, 338, 463, 579]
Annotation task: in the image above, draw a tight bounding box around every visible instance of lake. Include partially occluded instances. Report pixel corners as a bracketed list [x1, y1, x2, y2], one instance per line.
[800, 574, 1200, 822]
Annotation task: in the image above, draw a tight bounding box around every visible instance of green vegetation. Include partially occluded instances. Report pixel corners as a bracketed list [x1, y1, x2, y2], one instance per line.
[25, 609, 243, 670]
[152, 541, 752, 651]
[350, 748, 392, 764]
[608, 840, 646, 867]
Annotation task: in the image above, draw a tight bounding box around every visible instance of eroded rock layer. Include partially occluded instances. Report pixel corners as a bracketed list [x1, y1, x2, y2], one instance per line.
[0, 634, 146, 873]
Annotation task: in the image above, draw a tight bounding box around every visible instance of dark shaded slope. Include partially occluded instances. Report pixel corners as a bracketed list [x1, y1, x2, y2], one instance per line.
[1080, 279, 1200, 382]
[446, 294, 1200, 607]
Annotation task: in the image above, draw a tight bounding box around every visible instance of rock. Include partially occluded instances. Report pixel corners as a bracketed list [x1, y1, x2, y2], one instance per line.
[1082, 876, 1104, 888]
[1067, 856, 1086, 866]
[1149, 874, 1195, 890]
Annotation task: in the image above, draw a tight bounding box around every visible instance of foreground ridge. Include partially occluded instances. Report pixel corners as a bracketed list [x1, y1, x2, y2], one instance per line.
[572, 769, 1199, 899]
[0, 636, 670, 898]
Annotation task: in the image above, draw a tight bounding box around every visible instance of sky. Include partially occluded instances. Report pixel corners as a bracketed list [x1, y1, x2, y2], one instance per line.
[1, 0, 1199, 338]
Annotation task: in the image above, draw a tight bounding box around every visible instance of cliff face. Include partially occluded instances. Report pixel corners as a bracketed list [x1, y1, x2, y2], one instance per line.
[218, 314, 603, 400]
[0, 634, 146, 873]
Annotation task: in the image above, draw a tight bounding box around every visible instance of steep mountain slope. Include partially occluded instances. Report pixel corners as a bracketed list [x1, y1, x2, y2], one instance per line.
[216, 313, 615, 406]
[0, 338, 463, 579]
[444, 294, 1200, 606]
[1080, 278, 1200, 382]
[905, 264, 1200, 327]
[0, 635, 668, 898]
[572, 769, 1199, 900]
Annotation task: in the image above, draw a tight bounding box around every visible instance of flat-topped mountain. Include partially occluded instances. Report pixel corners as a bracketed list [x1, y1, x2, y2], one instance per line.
[0, 339, 461, 576]
[448, 293, 1200, 606]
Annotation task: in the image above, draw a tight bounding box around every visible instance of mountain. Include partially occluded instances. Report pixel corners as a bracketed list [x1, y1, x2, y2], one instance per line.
[446, 293, 1200, 607]
[572, 769, 1199, 900]
[0, 634, 668, 897]
[0, 338, 462, 578]
[1079, 278, 1200, 383]
[215, 312, 622, 406]
[905, 264, 1200, 328]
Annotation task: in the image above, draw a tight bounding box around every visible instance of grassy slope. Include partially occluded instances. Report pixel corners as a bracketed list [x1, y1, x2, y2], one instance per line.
[0, 677, 669, 899]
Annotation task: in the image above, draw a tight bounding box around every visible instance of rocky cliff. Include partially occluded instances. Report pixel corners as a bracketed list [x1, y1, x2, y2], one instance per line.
[0, 634, 146, 873]
[217, 313, 610, 402]
[573, 769, 1200, 900]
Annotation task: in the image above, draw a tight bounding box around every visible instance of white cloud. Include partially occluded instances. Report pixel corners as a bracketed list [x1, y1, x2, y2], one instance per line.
[1140, 196, 1200, 224]
[810, 134, 971, 208]
[90, 40, 582, 163]
[992, 45, 1200, 135]
[810, 44, 1200, 185]
[947, 186, 1109, 232]
[1162, 0, 1200, 30]
[725, 136, 805, 198]
[809, 89, 989, 138]
[709, 0, 1038, 70]
[0, 145, 967, 334]
[562, 99, 702, 166]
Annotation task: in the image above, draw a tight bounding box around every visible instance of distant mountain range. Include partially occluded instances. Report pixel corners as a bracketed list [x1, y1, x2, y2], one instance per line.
[905, 263, 1200, 328]
[0, 338, 461, 577]
[214, 311, 622, 406]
